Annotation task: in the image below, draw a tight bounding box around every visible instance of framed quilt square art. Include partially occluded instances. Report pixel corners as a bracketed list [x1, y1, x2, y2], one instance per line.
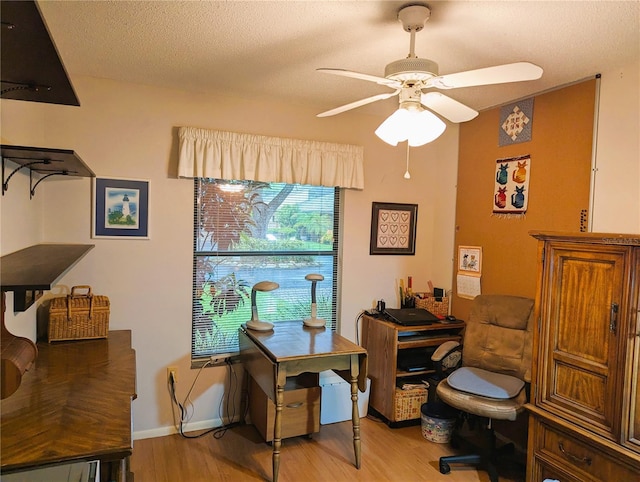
[370, 202, 418, 255]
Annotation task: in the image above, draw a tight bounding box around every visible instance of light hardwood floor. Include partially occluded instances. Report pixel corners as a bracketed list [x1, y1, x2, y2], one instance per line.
[130, 416, 525, 481]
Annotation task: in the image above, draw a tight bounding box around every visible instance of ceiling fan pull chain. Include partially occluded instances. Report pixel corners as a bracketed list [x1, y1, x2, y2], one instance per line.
[404, 143, 411, 179]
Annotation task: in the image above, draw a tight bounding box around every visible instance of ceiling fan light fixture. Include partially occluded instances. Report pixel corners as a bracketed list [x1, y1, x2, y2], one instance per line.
[375, 106, 446, 147]
[409, 109, 446, 146]
[375, 108, 411, 146]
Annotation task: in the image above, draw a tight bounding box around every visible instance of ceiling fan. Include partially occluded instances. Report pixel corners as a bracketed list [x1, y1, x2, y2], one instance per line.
[317, 4, 543, 146]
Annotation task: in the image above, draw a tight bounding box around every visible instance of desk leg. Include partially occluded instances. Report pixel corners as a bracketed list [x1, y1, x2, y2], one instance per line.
[350, 375, 361, 469]
[273, 382, 285, 482]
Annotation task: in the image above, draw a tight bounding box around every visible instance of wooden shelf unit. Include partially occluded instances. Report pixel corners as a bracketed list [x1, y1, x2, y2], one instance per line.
[361, 314, 464, 424]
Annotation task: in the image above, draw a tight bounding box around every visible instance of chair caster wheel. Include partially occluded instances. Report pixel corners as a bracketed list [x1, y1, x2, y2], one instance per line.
[439, 461, 450, 475]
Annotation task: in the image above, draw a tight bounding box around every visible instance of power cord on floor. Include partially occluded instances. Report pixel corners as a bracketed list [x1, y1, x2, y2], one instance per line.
[213, 359, 238, 439]
[168, 358, 240, 439]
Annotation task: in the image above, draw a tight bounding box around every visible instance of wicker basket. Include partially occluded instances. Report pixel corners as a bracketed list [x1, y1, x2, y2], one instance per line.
[394, 387, 428, 421]
[415, 294, 450, 317]
[48, 285, 110, 342]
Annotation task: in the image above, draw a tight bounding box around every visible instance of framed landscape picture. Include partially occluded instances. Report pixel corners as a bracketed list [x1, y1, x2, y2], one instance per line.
[93, 177, 149, 239]
[370, 202, 417, 255]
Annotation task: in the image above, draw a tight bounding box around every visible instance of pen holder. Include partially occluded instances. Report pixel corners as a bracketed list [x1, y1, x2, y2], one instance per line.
[401, 296, 415, 309]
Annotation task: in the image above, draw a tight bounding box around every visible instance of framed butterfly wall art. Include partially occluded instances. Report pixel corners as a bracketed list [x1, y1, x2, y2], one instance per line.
[370, 202, 418, 255]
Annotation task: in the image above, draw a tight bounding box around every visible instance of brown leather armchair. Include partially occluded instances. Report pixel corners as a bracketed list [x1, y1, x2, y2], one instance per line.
[434, 294, 534, 482]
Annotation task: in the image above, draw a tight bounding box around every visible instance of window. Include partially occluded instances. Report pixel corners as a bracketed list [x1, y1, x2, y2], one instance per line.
[192, 179, 340, 360]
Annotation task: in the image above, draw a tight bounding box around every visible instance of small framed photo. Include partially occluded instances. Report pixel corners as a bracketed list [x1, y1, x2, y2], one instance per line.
[93, 177, 149, 239]
[458, 245, 482, 274]
[370, 202, 418, 255]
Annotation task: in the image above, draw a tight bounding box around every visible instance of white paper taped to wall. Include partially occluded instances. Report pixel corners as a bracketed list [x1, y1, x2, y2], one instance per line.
[456, 274, 481, 299]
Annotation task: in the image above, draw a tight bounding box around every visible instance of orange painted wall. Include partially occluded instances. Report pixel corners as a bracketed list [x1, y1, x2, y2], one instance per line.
[452, 79, 597, 319]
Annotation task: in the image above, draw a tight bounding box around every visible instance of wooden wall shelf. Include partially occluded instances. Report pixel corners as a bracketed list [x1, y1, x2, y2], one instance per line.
[0, 244, 94, 312]
[1, 145, 94, 198]
[1, 1, 80, 106]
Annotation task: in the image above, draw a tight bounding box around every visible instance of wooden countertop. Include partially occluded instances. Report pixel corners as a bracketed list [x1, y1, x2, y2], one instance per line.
[1, 330, 136, 473]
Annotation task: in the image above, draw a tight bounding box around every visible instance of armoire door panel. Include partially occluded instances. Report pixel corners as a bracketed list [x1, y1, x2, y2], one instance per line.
[541, 243, 626, 439]
[555, 257, 618, 364]
[554, 363, 606, 414]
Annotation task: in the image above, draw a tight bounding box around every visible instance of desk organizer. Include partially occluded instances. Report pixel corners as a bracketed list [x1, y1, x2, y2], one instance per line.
[415, 294, 449, 317]
[48, 285, 110, 342]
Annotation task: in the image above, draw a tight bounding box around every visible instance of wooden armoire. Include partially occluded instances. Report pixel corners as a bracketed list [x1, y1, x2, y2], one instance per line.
[526, 232, 640, 481]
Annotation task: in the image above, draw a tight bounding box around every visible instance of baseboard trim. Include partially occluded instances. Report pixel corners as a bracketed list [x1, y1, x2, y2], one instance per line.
[133, 416, 231, 440]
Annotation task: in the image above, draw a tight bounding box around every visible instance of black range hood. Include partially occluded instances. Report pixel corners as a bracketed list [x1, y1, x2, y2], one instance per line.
[1, 0, 79, 106]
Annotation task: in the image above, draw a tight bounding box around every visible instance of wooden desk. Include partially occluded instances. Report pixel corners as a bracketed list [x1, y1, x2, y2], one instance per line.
[361, 315, 465, 424]
[1, 330, 137, 481]
[239, 321, 367, 482]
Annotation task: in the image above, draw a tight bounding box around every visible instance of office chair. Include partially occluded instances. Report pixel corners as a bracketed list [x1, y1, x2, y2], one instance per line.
[433, 294, 534, 482]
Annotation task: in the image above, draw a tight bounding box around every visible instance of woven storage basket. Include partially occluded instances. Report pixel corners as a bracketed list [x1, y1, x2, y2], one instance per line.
[394, 387, 428, 421]
[415, 294, 450, 317]
[48, 285, 110, 342]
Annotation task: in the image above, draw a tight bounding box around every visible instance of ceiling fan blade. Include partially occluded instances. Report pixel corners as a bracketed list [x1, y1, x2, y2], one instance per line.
[420, 92, 478, 123]
[317, 68, 402, 89]
[317, 91, 400, 117]
[428, 62, 543, 90]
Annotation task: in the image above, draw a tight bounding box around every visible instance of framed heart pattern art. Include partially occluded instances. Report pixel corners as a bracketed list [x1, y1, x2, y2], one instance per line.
[370, 202, 418, 255]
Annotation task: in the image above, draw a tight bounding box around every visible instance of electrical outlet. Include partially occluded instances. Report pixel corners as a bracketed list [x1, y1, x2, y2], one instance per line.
[167, 366, 178, 383]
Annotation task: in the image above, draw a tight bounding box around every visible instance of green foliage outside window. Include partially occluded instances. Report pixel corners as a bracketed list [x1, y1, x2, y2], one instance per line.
[192, 179, 339, 359]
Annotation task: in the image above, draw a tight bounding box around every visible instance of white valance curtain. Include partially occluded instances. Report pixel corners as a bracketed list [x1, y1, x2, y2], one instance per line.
[177, 127, 364, 189]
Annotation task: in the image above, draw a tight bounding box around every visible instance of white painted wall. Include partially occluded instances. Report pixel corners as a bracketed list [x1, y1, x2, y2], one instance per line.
[591, 61, 640, 233]
[1, 57, 637, 438]
[0, 101, 45, 341]
[1, 76, 457, 439]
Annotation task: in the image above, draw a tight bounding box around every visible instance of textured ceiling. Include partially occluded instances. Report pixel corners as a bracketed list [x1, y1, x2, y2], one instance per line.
[37, 1, 639, 119]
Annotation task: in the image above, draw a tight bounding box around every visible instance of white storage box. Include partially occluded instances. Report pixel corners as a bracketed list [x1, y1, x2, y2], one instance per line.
[320, 370, 371, 425]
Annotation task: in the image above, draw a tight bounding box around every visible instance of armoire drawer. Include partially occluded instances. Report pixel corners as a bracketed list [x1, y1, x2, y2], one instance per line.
[530, 417, 637, 482]
[529, 456, 585, 482]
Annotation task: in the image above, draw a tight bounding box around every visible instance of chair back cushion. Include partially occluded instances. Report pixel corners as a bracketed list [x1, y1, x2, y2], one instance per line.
[462, 294, 535, 382]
